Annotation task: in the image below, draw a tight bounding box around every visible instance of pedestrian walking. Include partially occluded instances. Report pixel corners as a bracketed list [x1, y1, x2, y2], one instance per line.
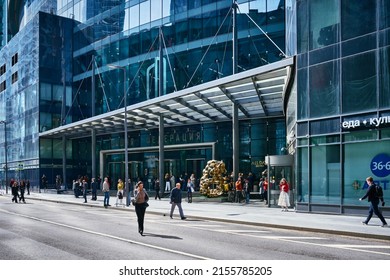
[360, 176, 387, 227]
[11, 180, 19, 203]
[278, 178, 290, 211]
[91, 178, 98, 201]
[133, 181, 149, 236]
[102, 177, 111, 208]
[187, 178, 194, 203]
[170, 182, 186, 220]
[19, 180, 26, 203]
[154, 178, 161, 200]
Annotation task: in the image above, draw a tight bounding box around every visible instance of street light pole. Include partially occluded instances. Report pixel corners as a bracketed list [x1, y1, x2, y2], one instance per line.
[0, 120, 8, 194]
[108, 65, 129, 205]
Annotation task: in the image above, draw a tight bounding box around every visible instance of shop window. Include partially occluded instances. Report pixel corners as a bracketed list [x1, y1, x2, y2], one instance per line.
[381, 128, 390, 139]
[297, 147, 309, 202]
[343, 140, 390, 205]
[310, 144, 340, 204]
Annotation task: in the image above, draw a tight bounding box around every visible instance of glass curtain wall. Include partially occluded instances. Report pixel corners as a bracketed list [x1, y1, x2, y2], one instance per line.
[0, 15, 41, 188]
[295, 0, 390, 212]
[69, 0, 286, 120]
[38, 13, 74, 187]
[56, 0, 287, 187]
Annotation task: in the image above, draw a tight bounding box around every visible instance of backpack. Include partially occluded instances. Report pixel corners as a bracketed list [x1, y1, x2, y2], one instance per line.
[375, 185, 383, 199]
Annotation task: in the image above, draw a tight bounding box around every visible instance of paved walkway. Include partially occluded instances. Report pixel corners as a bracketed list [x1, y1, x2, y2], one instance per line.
[2, 191, 389, 241]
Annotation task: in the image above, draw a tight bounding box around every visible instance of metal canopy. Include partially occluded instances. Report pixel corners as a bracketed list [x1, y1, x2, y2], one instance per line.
[40, 57, 294, 140]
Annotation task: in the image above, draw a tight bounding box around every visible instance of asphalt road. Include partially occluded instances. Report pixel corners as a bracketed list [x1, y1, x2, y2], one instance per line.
[1, 197, 390, 260]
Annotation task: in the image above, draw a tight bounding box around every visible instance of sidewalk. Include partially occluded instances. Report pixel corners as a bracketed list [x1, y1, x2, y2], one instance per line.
[3, 191, 390, 241]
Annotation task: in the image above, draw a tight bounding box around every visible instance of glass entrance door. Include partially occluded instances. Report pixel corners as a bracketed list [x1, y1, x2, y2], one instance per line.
[107, 161, 141, 191]
[265, 155, 294, 208]
[268, 165, 293, 206]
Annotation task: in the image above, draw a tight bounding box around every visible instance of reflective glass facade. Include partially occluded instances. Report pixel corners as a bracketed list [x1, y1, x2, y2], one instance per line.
[0, 9, 73, 188]
[0, 0, 287, 191]
[290, 0, 390, 214]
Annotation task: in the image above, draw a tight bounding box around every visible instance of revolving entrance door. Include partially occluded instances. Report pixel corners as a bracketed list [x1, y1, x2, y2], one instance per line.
[265, 155, 294, 208]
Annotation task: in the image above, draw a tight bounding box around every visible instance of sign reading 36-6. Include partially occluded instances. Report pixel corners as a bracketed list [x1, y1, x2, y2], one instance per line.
[371, 154, 390, 178]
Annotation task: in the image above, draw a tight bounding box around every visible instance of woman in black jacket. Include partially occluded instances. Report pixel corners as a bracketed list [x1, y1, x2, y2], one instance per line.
[133, 181, 149, 235]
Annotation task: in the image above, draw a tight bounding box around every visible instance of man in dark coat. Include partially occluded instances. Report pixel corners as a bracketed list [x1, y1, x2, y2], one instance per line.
[169, 183, 186, 220]
[360, 176, 387, 227]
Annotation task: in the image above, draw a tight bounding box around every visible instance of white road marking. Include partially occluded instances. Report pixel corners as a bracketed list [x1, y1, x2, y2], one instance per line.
[155, 219, 390, 257]
[255, 235, 390, 257]
[216, 229, 269, 233]
[0, 208, 211, 260]
[13, 199, 388, 257]
[328, 244, 390, 249]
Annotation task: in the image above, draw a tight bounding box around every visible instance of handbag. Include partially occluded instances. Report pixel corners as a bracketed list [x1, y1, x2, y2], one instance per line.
[144, 202, 149, 208]
[118, 192, 123, 199]
[131, 198, 135, 206]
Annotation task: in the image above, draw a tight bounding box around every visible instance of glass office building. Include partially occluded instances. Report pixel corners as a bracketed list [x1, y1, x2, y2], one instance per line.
[0, 2, 73, 189]
[0, 1, 288, 194]
[286, 0, 390, 215]
[1, 0, 388, 216]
